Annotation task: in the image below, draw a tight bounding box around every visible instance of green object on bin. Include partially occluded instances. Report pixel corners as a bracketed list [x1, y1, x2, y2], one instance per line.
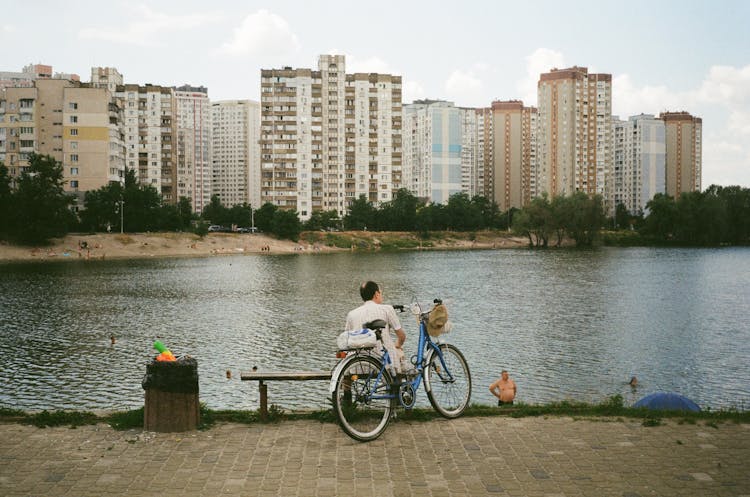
[153, 340, 168, 353]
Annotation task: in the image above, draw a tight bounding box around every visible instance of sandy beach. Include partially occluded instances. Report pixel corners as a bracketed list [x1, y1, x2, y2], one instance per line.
[0, 231, 530, 263]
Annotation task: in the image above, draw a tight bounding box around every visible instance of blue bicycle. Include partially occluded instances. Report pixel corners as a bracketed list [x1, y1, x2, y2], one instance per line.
[330, 299, 472, 442]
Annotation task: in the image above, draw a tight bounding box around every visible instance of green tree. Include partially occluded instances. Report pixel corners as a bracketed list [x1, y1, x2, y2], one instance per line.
[254, 203, 278, 233]
[641, 193, 676, 240]
[11, 154, 76, 244]
[79, 181, 123, 232]
[445, 192, 481, 231]
[344, 195, 376, 230]
[562, 192, 605, 247]
[0, 162, 12, 238]
[708, 185, 750, 244]
[379, 189, 420, 231]
[271, 209, 302, 240]
[121, 169, 162, 232]
[201, 194, 230, 226]
[304, 209, 340, 231]
[515, 193, 553, 247]
[177, 196, 194, 230]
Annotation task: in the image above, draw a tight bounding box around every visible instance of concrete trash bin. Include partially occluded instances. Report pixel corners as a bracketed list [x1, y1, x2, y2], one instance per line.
[142, 357, 199, 432]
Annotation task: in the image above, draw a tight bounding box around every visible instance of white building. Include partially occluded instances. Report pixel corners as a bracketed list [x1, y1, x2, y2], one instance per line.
[402, 100, 462, 204]
[211, 100, 260, 208]
[260, 55, 402, 220]
[613, 114, 666, 215]
[114, 83, 177, 203]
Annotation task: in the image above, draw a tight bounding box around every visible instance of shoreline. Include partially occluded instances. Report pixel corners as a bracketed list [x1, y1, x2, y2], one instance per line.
[0, 231, 531, 263]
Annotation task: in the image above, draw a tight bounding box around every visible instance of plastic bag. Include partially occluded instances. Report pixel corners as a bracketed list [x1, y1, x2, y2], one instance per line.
[337, 328, 377, 350]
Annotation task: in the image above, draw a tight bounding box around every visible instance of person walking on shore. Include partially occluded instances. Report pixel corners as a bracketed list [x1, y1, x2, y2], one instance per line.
[489, 370, 517, 406]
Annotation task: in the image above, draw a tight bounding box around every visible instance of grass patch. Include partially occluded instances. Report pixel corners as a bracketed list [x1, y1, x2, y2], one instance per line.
[26, 410, 99, 429]
[106, 408, 144, 430]
[2, 395, 748, 430]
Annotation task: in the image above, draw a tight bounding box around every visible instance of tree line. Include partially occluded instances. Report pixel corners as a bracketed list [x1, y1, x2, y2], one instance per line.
[1, 154, 748, 247]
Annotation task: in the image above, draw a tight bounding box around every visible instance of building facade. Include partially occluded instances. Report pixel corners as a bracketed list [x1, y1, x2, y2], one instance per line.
[490, 100, 537, 210]
[211, 99, 260, 208]
[612, 114, 666, 215]
[114, 83, 177, 204]
[260, 55, 402, 220]
[402, 100, 462, 204]
[476, 107, 493, 199]
[175, 85, 211, 213]
[0, 79, 124, 208]
[660, 111, 702, 199]
[537, 66, 612, 204]
[459, 108, 480, 198]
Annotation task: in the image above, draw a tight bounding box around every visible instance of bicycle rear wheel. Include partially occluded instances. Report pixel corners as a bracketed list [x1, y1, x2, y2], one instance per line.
[332, 355, 394, 442]
[425, 343, 471, 418]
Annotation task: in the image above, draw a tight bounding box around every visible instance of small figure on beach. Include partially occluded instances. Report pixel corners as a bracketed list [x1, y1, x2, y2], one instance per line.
[110, 335, 116, 346]
[489, 370, 517, 406]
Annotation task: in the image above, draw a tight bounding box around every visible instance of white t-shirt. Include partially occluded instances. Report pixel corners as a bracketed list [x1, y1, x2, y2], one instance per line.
[345, 300, 405, 373]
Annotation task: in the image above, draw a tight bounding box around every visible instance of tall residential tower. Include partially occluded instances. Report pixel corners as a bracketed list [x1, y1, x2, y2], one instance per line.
[260, 55, 402, 220]
[536, 66, 612, 203]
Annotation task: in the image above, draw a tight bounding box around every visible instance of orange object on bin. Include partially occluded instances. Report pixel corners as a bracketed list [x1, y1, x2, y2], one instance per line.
[153, 340, 176, 362]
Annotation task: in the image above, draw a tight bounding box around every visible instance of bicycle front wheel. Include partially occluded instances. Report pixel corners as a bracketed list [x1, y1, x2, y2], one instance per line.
[425, 343, 472, 418]
[332, 355, 394, 442]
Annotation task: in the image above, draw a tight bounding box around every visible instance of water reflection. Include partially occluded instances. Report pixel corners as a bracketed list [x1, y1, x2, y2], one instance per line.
[0, 247, 748, 412]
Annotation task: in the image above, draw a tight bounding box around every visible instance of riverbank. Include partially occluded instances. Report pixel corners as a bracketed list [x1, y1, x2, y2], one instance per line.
[0, 230, 530, 263]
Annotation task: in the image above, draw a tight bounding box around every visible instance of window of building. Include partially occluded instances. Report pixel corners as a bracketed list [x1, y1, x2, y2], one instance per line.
[69, 102, 78, 110]
[70, 141, 78, 149]
[70, 180, 79, 188]
[70, 129, 78, 136]
[70, 154, 78, 162]
[69, 116, 78, 124]
[70, 167, 79, 175]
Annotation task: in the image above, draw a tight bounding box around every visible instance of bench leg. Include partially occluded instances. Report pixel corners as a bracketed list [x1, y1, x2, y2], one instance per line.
[259, 381, 268, 421]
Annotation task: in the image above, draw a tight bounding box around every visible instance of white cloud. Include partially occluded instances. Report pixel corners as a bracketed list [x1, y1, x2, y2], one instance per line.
[79, 4, 222, 46]
[220, 10, 300, 56]
[2, 24, 16, 35]
[517, 48, 566, 106]
[345, 55, 394, 75]
[403, 80, 426, 104]
[445, 69, 484, 106]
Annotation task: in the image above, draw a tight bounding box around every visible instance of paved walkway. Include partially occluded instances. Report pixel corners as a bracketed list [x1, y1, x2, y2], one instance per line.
[1, 416, 748, 496]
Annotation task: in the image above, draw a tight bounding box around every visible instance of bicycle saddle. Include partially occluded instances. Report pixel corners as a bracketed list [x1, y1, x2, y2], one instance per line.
[363, 319, 386, 330]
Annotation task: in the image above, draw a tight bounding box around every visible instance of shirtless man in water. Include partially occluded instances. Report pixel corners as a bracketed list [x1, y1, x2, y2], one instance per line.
[489, 370, 517, 406]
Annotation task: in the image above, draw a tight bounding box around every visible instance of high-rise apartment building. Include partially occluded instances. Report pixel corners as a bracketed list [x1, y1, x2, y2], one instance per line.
[175, 85, 211, 213]
[659, 111, 702, 199]
[476, 107, 493, 199]
[114, 83, 177, 203]
[459, 108, 481, 198]
[612, 114, 665, 215]
[260, 55, 401, 219]
[0, 79, 124, 207]
[402, 100, 462, 204]
[537, 66, 612, 204]
[490, 100, 537, 210]
[211, 100, 260, 208]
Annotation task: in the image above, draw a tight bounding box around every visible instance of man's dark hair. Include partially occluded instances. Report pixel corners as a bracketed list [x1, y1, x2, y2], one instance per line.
[359, 281, 380, 301]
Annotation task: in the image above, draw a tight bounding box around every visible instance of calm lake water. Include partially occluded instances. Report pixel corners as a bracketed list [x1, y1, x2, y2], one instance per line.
[1, 247, 748, 412]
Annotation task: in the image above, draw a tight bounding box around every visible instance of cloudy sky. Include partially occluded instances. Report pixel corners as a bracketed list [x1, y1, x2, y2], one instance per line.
[3, 0, 749, 187]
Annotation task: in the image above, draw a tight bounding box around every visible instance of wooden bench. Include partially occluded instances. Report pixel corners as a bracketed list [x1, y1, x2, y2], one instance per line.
[240, 371, 332, 420]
